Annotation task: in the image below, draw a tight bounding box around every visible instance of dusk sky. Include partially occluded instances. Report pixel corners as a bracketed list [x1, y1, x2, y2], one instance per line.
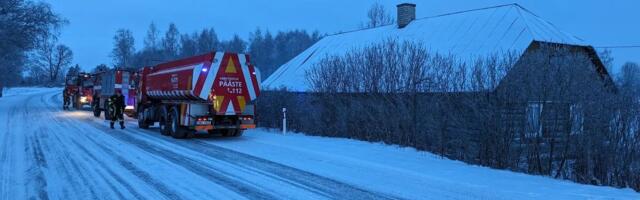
[47, 0, 640, 73]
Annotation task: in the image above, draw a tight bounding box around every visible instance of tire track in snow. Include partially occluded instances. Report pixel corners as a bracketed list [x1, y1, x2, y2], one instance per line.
[35, 93, 113, 199]
[42, 93, 178, 200]
[125, 127, 400, 200]
[38, 126, 100, 200]
[83, 121, 279, 200]
[33, 92, 108, 199]
[42, 93, 277, 199]
[21, 94, 50, 200]
[61, 125, 178, 200]
[43, 90, 398, 200]
[0, 102, 21, 200]
[187, 139, 400, 200]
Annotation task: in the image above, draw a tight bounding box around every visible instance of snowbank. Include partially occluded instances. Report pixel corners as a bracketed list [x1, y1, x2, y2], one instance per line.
[0, 87, 60, 98]
[211, 129, 640, 200]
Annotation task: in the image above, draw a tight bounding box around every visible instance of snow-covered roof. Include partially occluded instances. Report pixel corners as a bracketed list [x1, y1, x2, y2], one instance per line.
[263, 4, 589, 92]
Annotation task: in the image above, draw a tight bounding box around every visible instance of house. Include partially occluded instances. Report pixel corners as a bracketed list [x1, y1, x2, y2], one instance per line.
[264, 3, 611, 91]
[258, 3, 629, 189]
[261, 3, 616, 138]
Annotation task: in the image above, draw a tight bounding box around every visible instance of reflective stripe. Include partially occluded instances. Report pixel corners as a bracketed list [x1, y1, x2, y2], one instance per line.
[239, 54, 256, 101]
[148, 64, 198, 76]
[192, 64, 203, 90]
[199, 52, 221, 100]
[225, 101, 235, 115]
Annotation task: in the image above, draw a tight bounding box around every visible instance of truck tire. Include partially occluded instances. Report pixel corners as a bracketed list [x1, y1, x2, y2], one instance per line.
[75, 96, 82, 110]
[104, 106, 111, 121]
[233, 130, 244, 137]
[168, 107, 187, 139]
[159, 107, 170, 136]
[222, 129, 243, 137]
[138, 108, 149, 129]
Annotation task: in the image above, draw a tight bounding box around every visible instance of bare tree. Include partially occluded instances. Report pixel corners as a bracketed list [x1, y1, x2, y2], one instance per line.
[362, 2, 394, 28]
[598, 49, 614, 73]
[93, 64, 110, 73]
[0, 0, 63, 87]
[30, 34, 73, 85]
[619, 62, 640, 96]
[66, 64, 81, 77]
[111, 29, 135, 69]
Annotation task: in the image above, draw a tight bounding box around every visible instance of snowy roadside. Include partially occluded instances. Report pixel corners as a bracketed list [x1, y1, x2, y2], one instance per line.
[209, 129, 640, 200]
[0, 87, 60, 98]
[2, 87, 638, 200]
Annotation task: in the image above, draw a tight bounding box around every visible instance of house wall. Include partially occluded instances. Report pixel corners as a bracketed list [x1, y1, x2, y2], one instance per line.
[495, 42, 615, 138]
[493, 42, 617, 174]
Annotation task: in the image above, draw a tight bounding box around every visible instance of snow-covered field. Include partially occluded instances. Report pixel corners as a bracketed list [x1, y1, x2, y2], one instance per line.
[0, 87, 638, 200]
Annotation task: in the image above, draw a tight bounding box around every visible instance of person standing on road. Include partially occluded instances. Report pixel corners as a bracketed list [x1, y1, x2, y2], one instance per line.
[108, 90, 126, 129]
[63, 88, 71, 110]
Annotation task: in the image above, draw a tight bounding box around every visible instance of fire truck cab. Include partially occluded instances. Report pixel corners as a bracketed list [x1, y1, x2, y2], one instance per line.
[64, 72, 95, 110]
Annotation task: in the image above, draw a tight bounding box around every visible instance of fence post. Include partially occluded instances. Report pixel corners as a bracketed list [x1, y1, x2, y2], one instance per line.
[282, 107, 287, 135]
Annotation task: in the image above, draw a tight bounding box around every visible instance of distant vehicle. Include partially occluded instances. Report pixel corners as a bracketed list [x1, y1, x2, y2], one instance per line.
[136, 52, 261, 138]
[64, 72, 95, 110]
[92, 69, 137, 119]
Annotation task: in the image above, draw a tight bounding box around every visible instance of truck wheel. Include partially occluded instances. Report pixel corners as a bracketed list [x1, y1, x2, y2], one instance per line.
[104, 107, 111, 120]
[208, 129, 221, 135]
[75, 96, 82, 110]
[138, 108, 149, 129]
[169, 107, 187, 139]
[220, 130, 231, 137]
[232, 130, 244, 137]
[159, 107, 170, 136]
[222, 129, 243, 137]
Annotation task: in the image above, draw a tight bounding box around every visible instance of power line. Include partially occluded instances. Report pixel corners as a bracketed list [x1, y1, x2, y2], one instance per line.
[595, 45, 640, 49]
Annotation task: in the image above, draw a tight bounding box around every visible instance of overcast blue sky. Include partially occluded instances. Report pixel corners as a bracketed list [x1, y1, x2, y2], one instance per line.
[47, 0, 640, 73]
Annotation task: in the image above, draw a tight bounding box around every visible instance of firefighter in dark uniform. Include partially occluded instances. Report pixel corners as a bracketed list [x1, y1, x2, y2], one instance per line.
[63, 88, 71, 110]
[109, 90, 126, 129]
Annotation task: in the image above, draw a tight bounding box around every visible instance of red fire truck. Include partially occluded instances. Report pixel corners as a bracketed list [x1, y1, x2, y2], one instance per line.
[64, 72, 95, 110]
[92, 69, 137, 119]
[136, 52, 261, 138]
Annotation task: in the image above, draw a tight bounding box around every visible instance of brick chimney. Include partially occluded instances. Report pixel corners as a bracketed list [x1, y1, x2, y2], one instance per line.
[397, 3, 416, 28]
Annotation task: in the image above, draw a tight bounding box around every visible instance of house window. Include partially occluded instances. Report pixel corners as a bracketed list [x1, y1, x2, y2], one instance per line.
[525, 102, 543, 138]
[570, 104, 584, 135]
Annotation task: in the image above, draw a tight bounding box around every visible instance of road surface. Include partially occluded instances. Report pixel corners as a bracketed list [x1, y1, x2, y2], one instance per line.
[0, 89, 398, 200]
[1, 88, 638, 200]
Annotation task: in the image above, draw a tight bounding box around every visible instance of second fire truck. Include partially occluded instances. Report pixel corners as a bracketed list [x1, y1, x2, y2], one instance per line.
[92, 69, 137, 119]
[64, 72, 95, 110]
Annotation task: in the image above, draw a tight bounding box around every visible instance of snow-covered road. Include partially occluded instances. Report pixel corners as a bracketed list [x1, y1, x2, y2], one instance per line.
[0, 88, 639, 200]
